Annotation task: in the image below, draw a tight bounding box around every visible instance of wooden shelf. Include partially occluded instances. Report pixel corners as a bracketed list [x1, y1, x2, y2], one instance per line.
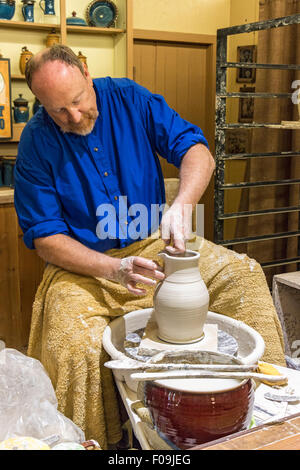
[0, 20, 125, 35]
[11, 75, 26, 81]
[66, 25, 125, 35]
[0, 187, 14, 205]
[0, 19, 61, 30]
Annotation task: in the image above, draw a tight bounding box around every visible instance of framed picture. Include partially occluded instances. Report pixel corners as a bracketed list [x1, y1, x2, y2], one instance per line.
[236, 45, 257, 83]
[238, 86, 255, 123]
[225, 129, 252, 155]
[0, 57, 12, 140]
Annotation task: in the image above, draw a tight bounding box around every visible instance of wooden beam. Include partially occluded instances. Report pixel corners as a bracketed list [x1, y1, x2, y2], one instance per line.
[60, 0, 66, 44]
[133, 29, 216, 45]
[126, 0, 133, 79]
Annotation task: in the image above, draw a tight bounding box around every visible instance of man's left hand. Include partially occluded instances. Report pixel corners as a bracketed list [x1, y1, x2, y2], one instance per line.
[160, 202, 192, 254]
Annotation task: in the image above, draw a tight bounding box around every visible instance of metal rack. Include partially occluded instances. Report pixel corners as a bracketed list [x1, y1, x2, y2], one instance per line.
[214, 14, 300, 270]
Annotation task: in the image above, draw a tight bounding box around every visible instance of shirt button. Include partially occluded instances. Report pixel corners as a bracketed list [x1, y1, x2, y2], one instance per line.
[94, 147, 99, 152]
[104, 172, 108, 176]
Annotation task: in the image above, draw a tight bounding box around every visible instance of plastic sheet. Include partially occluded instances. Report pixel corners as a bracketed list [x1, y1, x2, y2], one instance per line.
[0, 345, 85, 446]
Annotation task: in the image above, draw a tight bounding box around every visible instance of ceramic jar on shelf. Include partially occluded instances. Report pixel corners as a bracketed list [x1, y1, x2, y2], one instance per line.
[21, 0, 35, 22]
[39, 0, 57, 24]
[1, 156, 15, 187]
[45, 28, 60, 47]
[13, 94, 29, 123]
[33, 97, 42, 114]
[77, 51, 87, 66]
[0, 0, 15, 20]
[19, 46, 33, 75]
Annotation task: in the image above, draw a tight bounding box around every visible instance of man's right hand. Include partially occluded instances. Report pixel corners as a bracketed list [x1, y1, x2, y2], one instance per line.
[115, 256, 165, 295]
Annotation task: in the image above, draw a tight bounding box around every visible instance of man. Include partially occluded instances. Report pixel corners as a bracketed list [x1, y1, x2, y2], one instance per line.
[15, 45, 285, 448]
[16, 45, 214, 294]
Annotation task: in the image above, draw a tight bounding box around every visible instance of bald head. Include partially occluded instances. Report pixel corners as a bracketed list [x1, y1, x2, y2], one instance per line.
[27, 45, 98, 136]
[25, 44, 85, 90]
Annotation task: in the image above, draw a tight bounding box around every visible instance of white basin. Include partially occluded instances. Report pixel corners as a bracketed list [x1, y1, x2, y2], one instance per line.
[103, 308, 265, 392]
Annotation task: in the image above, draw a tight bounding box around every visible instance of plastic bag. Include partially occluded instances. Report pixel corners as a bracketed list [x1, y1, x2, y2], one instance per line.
[0, 345, 85, 446]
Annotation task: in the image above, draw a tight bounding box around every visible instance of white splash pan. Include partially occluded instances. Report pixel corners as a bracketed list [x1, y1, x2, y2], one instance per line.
[103, 308, 265, 392]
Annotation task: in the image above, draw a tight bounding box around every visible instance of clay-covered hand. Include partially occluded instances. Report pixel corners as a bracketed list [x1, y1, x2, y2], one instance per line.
[116, 256, 165, 296]
[160, 202, 193, 254]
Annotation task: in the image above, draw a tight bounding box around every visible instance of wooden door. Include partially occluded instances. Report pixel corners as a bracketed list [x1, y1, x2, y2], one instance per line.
[133, 37, 215, 240]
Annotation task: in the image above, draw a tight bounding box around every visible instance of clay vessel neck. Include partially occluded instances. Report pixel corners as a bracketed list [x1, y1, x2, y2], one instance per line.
[158, 250, 200, 283]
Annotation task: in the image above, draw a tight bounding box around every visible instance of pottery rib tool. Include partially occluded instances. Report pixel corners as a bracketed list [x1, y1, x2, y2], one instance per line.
[129, 369, 288, 384]
[104, 359, 258, 372]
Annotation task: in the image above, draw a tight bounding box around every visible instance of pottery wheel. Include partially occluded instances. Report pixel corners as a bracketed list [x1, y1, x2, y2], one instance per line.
[124, 324, 238, 363]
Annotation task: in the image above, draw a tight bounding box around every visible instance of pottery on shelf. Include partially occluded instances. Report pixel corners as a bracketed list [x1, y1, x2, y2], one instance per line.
[19, 46, 33, 75]
[21, 0, 35, 22]
[45, 28, 60, 47]
[77, 51, 87, 65]
[13, 94, 29, 123]
[66, 11, 87, 26]
[39, 0, 55, 15]
[0, 0, 15, 20]
[32, 97, 42, 115]
[153, 250, 209, 344]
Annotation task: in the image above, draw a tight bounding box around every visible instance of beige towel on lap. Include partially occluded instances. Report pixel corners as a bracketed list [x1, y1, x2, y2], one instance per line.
[27, 235, 286, 449]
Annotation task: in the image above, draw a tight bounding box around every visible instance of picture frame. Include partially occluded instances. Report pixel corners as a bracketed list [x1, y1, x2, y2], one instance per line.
[0, 57, 12, 140]
[236, 45, 257, 83]
[225, 129, 252, 156]
[238, 86, 255, 123]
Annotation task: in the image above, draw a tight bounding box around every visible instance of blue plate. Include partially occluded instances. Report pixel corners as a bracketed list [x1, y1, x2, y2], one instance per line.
[86, 0, 117, 27]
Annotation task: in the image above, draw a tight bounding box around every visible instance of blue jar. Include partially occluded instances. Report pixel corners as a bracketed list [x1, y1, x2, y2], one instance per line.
[33, 97, 43, 115]
[13, 94, 29, 123]
[21, 0, 35, 22]
[3, 158, 15, 187]
[0, 0, 15, 20]
[39, 0, 55, 15]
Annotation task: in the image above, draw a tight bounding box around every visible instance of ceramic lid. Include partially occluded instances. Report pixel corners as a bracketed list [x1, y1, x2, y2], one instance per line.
[67, 11, 87, 25]
[155, 377, 247, 393]
[13, 94, 28, 107]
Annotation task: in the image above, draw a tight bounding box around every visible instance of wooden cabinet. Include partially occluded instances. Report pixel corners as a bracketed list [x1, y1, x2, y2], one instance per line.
[0, 0, 133, 350]
[0, 198, 45, 350]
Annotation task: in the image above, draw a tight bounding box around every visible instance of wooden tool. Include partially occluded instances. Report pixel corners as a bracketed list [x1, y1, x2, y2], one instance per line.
[129, 369, 288, 384]
[104, 358, 258, 373]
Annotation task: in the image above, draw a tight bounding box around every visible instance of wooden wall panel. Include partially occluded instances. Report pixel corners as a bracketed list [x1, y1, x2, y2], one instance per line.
[133, 36, 216, 240]
[0, 204, 44, 350]
[0, 204, 22, 348]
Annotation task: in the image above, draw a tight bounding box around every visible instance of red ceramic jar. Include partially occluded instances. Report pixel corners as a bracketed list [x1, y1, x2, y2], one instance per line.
[144, 378, 254, 449]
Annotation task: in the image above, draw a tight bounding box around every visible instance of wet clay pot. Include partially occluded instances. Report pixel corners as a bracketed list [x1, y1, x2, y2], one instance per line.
[144, 376, 254, 449]
[153, 250, 209, 344]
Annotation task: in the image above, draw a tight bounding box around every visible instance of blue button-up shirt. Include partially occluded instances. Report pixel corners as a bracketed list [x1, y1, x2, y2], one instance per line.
[14, 77, 208, 252]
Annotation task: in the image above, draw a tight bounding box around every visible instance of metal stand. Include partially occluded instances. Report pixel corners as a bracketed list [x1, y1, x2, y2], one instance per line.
[215, 14, 300, 271]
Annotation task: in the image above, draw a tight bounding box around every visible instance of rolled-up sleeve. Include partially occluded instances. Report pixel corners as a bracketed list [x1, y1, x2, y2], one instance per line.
[136, 85, 209, 168]
[14, 128, 70, 250]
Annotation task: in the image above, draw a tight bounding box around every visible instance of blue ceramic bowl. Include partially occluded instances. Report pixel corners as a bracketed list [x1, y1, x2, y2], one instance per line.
[0, 1, 15, 20]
